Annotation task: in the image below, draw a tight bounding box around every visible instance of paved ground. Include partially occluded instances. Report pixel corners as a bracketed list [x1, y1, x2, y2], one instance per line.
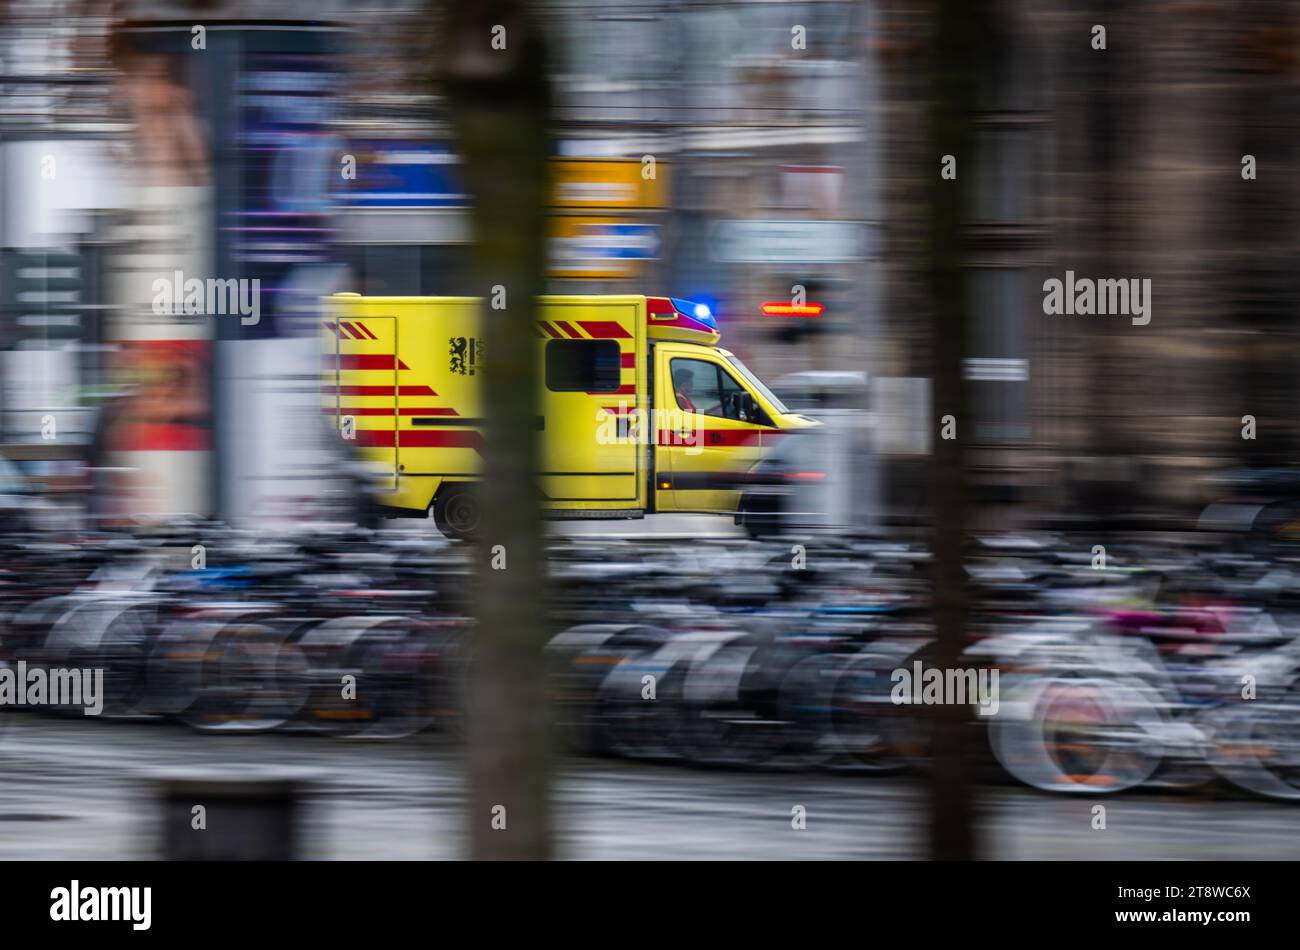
[2, 714, 1298, 860]
[550, 513, 743, 540]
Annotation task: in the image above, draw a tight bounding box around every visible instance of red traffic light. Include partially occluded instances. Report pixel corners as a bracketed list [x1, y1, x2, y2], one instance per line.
[760, 301, 824, 317]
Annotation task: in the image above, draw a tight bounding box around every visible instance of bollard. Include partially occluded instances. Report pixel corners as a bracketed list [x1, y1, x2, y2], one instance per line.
[156, 770, 313, 860]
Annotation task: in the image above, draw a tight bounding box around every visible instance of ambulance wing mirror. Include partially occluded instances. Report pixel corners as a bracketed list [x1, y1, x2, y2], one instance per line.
[740, 392, 766, 425]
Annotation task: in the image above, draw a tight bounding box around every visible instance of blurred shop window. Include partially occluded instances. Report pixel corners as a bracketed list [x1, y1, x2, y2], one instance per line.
[416, 245, 477, 296]
[345, 245, 477, 297]
[682, 7, 743, 113]
[780, 166, 843, 216]
[968, 268, 1029, 444]
[974, 128, 1036, 224]
[680, 1, 857, 117]
[872, 377, 931, 456]
[351, 244, 418, 295]
[979, 18, 1049, 114]
[557, 13, 670, 86]
[744, 2, 853, 61]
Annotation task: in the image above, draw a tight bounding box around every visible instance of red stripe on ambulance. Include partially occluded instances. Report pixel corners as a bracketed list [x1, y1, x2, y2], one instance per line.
[326, 354, 411, 370]
[579, 321, 632, 339]
[330, 385, 438, 397]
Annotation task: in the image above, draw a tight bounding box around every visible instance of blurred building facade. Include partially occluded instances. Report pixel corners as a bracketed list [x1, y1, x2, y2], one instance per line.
[875, 0, 1300, 526]
[2, 0, 1299, 526]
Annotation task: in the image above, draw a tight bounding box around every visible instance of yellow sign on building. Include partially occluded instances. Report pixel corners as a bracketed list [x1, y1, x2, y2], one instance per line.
[550, 159, 668, 210]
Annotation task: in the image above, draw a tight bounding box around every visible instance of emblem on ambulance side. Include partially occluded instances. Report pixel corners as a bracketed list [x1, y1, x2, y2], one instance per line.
[449, 336, 484, 376]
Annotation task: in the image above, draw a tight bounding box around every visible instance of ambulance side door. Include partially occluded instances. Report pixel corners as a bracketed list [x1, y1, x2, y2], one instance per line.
[654, 346, 769, 513]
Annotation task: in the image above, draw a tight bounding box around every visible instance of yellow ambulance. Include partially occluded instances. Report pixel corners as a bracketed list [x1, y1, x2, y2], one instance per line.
[322, 293, 818, 539]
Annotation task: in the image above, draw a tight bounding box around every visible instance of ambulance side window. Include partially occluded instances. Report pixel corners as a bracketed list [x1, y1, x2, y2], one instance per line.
[546, 340, 621, 392]
[670, 359, 723, 417]
[665, 356, 728, 415]
[671, 358, 771, 424]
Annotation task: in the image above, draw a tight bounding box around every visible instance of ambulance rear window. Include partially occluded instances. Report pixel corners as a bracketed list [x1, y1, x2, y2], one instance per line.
[545, 340, 623, 392]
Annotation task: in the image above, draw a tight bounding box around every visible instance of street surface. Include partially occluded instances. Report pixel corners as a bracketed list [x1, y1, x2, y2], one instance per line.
[2, 714, 1297, 860]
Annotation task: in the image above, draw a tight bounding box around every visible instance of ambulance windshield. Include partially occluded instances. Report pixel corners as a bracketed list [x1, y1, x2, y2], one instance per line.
[725, 355, 790, 415]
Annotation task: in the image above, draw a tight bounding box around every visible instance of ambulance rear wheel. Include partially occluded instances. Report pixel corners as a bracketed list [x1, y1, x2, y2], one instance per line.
[433, 485, 483, 542]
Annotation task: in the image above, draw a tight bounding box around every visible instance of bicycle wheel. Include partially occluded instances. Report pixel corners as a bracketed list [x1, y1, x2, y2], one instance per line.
[988, 674, 1165, 794]
[1210, 685, 1300, 800]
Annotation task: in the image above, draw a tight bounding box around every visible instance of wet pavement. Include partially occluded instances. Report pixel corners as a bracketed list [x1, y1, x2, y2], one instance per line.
[2, 713, 1299, 860]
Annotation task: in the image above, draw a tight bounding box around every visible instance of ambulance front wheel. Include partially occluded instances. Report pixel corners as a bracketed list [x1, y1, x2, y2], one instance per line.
[433, 485, 483, 542]
[738, 493, 784, 540]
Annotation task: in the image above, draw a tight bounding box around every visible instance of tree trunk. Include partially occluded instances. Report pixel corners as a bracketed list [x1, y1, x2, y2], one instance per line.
[924, 0, 988, 861]
[439, 0, 553, 860]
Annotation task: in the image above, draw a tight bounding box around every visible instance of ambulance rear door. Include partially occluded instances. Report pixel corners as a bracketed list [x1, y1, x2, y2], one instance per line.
[537, 297, 645, 509]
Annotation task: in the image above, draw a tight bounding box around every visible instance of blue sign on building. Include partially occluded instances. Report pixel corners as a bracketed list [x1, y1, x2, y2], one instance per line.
[333, 143, 467, 209]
